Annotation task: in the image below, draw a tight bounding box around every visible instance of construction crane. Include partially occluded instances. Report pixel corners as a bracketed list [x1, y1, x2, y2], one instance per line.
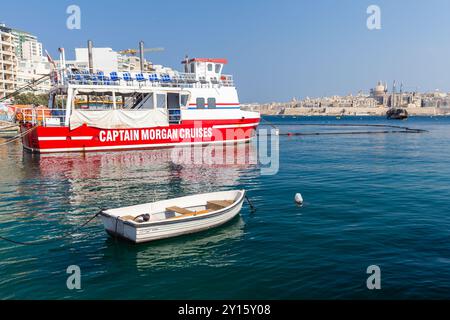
[119, 41, 164, 72]
[118, 47, 164, 56]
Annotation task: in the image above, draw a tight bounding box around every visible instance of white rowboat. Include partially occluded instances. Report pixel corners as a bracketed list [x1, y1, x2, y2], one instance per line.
[100, 190, 245, 243]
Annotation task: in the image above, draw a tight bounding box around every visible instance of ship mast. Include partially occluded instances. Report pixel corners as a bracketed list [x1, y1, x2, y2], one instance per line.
[392, 80, 396, 108]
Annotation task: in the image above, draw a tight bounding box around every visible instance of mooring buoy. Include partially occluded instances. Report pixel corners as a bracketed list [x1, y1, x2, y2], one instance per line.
[295, 193, 303, 206]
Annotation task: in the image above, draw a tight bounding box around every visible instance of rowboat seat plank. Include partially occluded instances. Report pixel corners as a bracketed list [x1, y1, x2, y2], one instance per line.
[170, 209, 213, 219]
[120, 215, 136, 221]
[206, 200, 234, 211]
[166, 206, 194, 215]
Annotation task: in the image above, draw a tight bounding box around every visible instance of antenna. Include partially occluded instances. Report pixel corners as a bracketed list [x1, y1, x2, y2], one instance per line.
[87, 40, 94, 73]
[184, 54, 189, 73]
[139, 41, 145, 72]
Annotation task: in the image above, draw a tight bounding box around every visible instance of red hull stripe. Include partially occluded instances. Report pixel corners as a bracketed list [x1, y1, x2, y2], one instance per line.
[20, 119, 260, 153]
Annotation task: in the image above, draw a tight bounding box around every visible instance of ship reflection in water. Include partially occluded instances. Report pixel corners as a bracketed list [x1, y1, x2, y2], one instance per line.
[17, 143, 259, 249]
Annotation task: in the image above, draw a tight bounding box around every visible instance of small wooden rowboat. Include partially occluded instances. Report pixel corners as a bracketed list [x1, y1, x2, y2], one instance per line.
[100, 190, 245, 243]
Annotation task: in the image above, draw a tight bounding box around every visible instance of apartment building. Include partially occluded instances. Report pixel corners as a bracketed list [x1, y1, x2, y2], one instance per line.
[11, 28, 40, 61]
[11, 27, 49, 93]
[0, 24, 17, 98]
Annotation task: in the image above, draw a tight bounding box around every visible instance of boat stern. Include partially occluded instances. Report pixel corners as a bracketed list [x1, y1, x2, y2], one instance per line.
[100, 211, 138, 243]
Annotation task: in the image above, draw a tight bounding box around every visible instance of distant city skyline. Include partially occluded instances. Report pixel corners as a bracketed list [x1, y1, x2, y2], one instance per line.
[2, 0, 450, 102]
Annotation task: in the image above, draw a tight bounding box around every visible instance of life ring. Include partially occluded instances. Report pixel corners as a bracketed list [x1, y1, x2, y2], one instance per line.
[15, 111, 24, 122]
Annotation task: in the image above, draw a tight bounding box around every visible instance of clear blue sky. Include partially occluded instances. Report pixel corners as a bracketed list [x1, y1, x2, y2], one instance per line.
[2, 0, 450, 102]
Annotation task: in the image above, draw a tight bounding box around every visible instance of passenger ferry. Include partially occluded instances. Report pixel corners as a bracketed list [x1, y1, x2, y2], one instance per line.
[19, 57, 260, 153]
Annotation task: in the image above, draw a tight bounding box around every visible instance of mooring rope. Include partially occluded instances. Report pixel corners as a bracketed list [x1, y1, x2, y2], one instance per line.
[245, 194, 256, 212]
[0, 209, 105, 246]
[0, 125, 37, 147]
[258, 122, 428, 136]
[0, 124, 17, 130]
[260, 117, 279, 130]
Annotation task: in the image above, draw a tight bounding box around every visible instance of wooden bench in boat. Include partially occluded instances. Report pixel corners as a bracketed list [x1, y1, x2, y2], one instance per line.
[170, 209, 213, 219]
[206, 200, 234, 211]
[166, 206, 194, 215]
[165, 200, 234, 220]
[120, 215, 136, 221]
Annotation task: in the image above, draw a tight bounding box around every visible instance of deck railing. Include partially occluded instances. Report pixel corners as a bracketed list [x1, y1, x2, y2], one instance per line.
[15, 108, 66, 127]
[64, 71, 235, 88]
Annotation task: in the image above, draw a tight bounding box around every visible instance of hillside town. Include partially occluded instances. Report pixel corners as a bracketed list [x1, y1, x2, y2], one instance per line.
[242, 81, 450, 116]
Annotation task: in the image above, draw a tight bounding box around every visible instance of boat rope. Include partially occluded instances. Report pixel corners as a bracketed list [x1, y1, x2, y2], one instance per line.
[258, 123, 427, 136]
[245, 194, 256, 212]
[0, 209, 105, 246]
[275, 123, 427, 130]
[0, 124, 18, 130]
[0, 125, 37, 147]
[114, 216, 120, 242]
[0, 73, 51, 103]
[260, 117, 279, 130]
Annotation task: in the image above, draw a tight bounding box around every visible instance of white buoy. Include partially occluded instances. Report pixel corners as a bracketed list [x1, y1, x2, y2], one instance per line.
[295, 193, 303, 206]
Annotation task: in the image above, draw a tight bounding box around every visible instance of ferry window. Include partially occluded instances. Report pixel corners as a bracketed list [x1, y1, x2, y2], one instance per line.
[207, 98, 216, 109]
[196, 98, 205, 109]
[74, 93, 113, 110]
[207, 63, 213, 72]
[156, 94, 166, 109]
[215, 64, 221, 73]
[190, 63, 195, 73]
[54, 94, 66, 109]
[167, 93, 180, 109]
[139, 93, 154, 109]
[180, 94, 189, 107]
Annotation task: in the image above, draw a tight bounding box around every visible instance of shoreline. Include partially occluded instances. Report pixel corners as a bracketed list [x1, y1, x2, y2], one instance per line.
[243, 106, 450, 117]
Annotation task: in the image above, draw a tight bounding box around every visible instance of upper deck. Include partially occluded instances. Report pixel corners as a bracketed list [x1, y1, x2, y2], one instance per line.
[59, 57, 234, 91]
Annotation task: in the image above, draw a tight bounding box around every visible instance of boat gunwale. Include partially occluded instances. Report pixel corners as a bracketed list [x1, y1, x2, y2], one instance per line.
[100, 190, 245, 228]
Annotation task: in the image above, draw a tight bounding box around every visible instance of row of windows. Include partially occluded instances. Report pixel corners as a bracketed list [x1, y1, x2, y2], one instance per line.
[207, 63, 221, 73]
[190, 63, 221, 74]
[196, 97, 216, 109]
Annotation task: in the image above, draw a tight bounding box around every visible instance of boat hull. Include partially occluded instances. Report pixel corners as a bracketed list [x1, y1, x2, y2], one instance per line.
[20, 118, 259, 153]
[100, 191, 245, 243]
[386, 108, 408, 120]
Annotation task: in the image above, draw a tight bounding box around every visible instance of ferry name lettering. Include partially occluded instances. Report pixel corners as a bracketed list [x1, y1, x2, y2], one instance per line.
[99, 128, 213, 143]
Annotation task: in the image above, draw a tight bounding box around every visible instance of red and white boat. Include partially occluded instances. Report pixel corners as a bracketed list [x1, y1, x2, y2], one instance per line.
[19, 57, 260, 153]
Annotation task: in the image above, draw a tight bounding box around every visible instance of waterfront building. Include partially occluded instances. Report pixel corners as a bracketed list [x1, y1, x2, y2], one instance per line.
[13, 28, 49, 93]
[10, 28, 41, 61]
[370, 81, 389, 106]
[59, 46, 162, 76]
[421, 92, 450, 108]
[16, 57, 52, 94]
[70, 47, 155, 74]
[0, 24, 17, 98]
[21, 40, 43, 62]
[0, 24, 50, 95]
[75, 47, 119, 74]
[60, 60, 88, 70]
[118, 54, 154, 72]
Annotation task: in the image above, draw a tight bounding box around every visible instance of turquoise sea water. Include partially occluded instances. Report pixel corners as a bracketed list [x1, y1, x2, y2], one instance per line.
[1, 116, 450, 299]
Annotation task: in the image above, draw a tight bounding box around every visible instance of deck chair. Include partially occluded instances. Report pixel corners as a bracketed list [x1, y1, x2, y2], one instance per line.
[123, 72, 134, 85]
[110, 71, 121, 84]
[136, 73, 146, 86]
